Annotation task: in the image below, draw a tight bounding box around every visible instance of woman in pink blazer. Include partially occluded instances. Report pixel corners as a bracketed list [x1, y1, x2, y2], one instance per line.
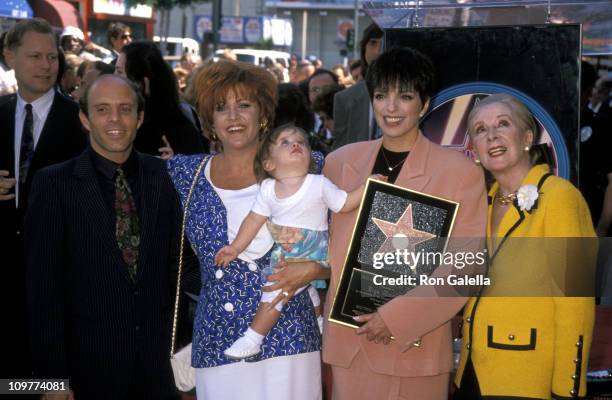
[322, 47, 488, 399]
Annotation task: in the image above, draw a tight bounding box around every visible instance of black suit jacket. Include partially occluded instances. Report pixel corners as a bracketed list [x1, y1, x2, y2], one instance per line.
[0, 90, 86, 220]
[24, 149, 183, 399]
[0, 90, 86, 377]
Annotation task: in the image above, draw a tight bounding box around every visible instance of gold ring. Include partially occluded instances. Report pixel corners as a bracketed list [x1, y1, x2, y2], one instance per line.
[282, 291, 289, 297]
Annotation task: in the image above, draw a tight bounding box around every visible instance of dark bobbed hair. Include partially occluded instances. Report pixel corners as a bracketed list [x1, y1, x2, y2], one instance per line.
[194, 59, 277, 136]
[274, 83, 314, 133]
[365, 47, 436, 104]
[79, 74, 145, 117]
[4, 18, 55, 51]
[254, 123, 314, 182]
[467, 93, 545, 165]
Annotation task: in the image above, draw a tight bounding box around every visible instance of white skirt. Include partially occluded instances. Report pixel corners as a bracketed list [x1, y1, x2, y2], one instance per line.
[195, 351, 322, 400]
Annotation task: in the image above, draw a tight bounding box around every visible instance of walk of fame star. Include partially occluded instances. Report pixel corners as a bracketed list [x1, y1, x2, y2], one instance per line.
[371, 204, 436, 259]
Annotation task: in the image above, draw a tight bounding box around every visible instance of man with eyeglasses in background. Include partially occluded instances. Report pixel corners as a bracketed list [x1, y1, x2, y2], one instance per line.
[104, 22, 133, 66]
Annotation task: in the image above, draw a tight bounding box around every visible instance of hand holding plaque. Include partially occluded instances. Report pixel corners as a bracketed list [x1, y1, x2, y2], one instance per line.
[328, 178, 459, 328]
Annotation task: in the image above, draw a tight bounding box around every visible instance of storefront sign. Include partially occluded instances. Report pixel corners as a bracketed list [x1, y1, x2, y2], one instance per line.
[244, 17, 263, 44]
[93, 0, 153, 19]
[194, 15, 292, 46]
[220, 17, 244, 43]
[0, 0, 32, 19]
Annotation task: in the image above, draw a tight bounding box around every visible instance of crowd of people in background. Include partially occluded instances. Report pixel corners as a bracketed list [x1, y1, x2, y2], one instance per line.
[0, 19, 377, 156]
[0, 14, 610, 400]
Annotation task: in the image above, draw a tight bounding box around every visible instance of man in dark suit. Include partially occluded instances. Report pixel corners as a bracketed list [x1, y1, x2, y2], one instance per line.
[25, 74, 181, 399]
[332, 23, 383, 151]
[0, 18, 86, 379]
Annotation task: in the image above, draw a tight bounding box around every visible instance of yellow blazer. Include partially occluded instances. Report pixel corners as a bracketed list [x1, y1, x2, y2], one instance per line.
[455, 164, 596, 399]
[322, 133, 488, 380]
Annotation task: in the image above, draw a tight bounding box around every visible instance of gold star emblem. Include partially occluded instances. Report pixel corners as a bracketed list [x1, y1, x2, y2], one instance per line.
[372, 205, 436, 269]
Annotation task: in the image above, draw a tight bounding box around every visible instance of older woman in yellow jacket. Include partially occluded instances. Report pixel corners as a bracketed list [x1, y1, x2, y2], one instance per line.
[454, 94, 596, 399]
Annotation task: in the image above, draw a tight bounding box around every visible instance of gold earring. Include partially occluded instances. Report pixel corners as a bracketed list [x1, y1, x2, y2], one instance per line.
[260, 119, 268, 130]
[524, 145, 530, 152]
[474, 158, 481, 165]
[210, 128, 217, 141]
[419, 112, 424, 118]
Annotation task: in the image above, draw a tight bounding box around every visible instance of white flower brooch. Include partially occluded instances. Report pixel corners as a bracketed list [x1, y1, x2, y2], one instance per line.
[516, 184, 539, 212]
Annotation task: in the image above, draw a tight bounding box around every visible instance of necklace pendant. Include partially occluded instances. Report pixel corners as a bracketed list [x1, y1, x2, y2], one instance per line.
[388, 166, 393, 171]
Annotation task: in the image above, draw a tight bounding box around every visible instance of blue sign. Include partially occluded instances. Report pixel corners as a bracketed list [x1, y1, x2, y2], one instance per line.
[0, 0, 33, 19]
[194, 15, 290, 45]
[244, 17, 263, 44]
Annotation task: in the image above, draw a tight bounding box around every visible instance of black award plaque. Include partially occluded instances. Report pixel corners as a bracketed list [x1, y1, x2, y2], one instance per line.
[329, 178, 459, 328]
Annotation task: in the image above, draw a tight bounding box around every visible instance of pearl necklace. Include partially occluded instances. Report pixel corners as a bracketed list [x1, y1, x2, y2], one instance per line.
[381, 147, 409, 172]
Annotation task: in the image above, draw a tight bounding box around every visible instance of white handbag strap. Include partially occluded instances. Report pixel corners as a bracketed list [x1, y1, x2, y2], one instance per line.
[171, 156, 208, 357]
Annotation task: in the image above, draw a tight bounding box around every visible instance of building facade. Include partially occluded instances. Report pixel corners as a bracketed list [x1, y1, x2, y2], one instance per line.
[157, 0, 375, 67]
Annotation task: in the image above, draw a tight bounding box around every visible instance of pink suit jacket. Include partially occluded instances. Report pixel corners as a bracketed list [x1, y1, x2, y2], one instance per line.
[322, 133, 488, 378]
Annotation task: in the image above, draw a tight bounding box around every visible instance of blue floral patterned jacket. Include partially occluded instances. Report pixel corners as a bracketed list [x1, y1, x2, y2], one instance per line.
[167, 154, 323, 368]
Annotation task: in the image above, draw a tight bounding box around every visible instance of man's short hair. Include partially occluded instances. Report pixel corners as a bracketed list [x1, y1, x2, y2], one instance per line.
[79, 74, 145, 117]
[106, 22, 130, 45]
[4, 18, 55, 51]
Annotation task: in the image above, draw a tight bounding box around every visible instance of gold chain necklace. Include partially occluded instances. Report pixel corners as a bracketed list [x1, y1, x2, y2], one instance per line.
[381, 147, 409, 172]
[495, 191, 517, 205]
